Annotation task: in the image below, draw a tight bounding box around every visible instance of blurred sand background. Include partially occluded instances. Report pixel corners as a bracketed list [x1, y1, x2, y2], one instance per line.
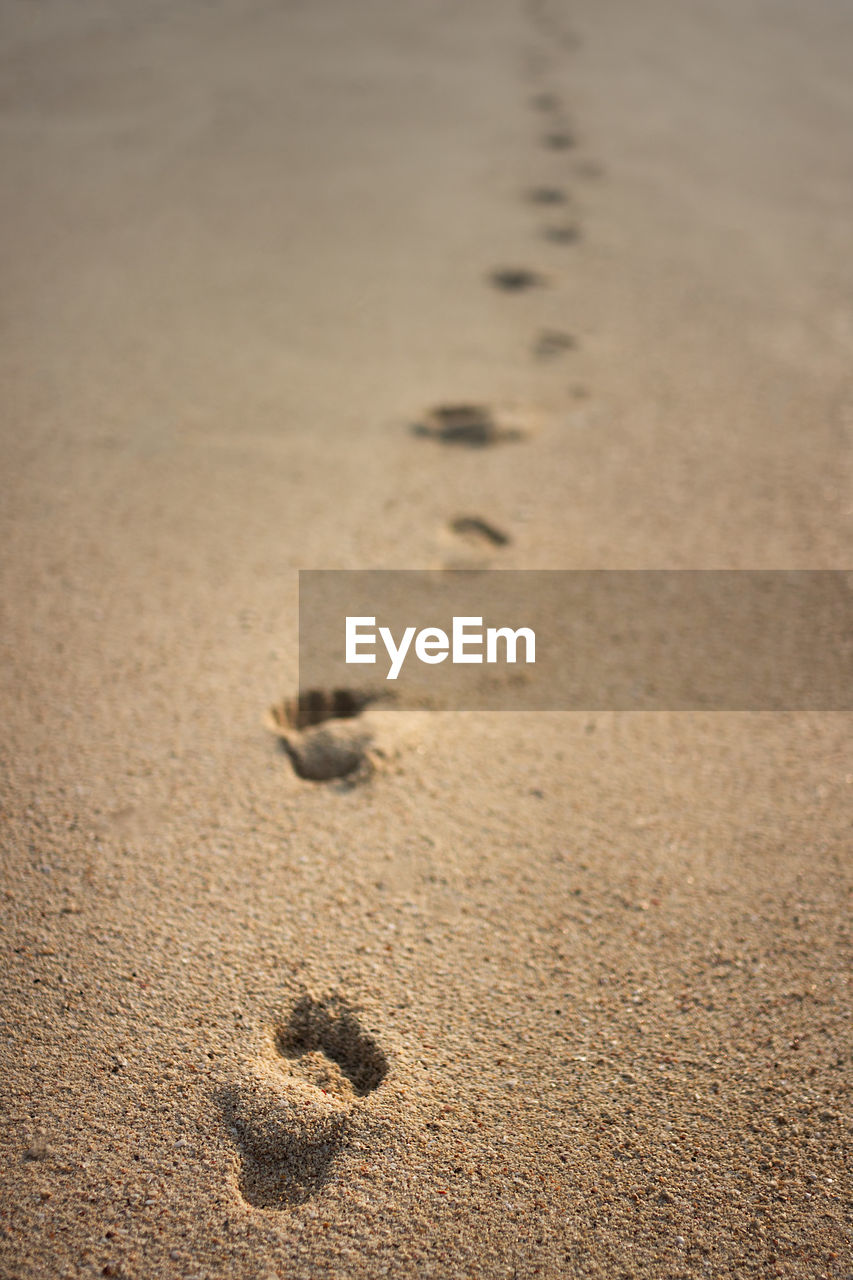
[0, 0, 850, 1276]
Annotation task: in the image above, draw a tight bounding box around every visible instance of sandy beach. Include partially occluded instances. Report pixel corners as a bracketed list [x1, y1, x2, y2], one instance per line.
[1, 0, 851, 1276]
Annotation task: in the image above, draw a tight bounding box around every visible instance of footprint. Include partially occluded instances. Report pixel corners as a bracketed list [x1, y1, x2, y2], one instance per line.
[412, 404, 527, 447]
[224, 995, 387, 1209]
[267, 690, 377, 782]
[542, 223, 581, 245]
[529, 91, 560, 114]
[575, 158, 604, 179]
[524, 0, 580, 50]
[271, 689, 374, 731]
[533, 329, 577, 359]
[489, 267, 546, 293]
[543, 130, 576, 151]
[449, 516, 511, 548]
[279, 994, 388, 1097]
[225, 1070, 348, 1207]
[527, 186, 568, 206]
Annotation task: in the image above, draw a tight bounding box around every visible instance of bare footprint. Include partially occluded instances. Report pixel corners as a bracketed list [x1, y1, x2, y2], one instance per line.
[412, 404, 527, 447]
[533, 329, 577, 359]
[267, 693, 420, 781]
[542, 223, 581, 245]
[575, 158, 604, 179]
[489, 267, 546, 292]
[543, 130, 576, 151]
[223, 995, 387, 1208]
[279, 994, 388, 1097]
[524, 0, 580, 51]
[529, 91, 560, 114]
[267, 690, 377, 782]
[449, 516, 510, 548]
[527, 185, 568, 206]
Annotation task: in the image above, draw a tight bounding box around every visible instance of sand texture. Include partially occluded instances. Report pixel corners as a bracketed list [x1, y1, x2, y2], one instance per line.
[1, 0, 851, 1276]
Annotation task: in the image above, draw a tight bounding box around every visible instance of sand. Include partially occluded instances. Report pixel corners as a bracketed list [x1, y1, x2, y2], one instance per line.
[0, 0, 851, 1276]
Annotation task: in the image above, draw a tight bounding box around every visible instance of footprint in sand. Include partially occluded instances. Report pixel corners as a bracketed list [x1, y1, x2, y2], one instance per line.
[267, 690, 378, 782]
[223, 995, 388, 1208]
[527, 185, 568, 206]
[268, 692, 423, 783]
[489, 267, 546, 293]
[575, 158, 604, 180]
[532, 329, 577, 360]
[412, 403, 529, 447]
[529, 90, 561, 114]
[449, 516, 511, 548]
[442, 516, 512, 570]
[543, 129, 576, 151]
[542, 222, 581, 245]
[524, 0, 580, 51]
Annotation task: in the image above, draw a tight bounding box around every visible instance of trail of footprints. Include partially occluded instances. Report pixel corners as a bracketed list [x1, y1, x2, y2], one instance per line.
[266, 5, 597, 788]
[238, 0, 597, 1218]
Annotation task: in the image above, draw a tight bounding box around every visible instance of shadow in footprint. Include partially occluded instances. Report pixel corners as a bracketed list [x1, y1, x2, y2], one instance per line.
[267, 690, 379, 781]
[544, 130, 576, 151]
[449, 516, 510, 548]
[528, 185, 568, 205]
[224, 996, 387, 1209]
[575, 158, 604, 179]
[533, 330, 577, 359]
[530, 91, 560, 114]
[542, 223, 581, 245]
[224, 1076, 346, 1208]
[489, 267, 546, 292]
[413, 404, 525, 447]
[278, 995, 388, 1097]
[525, 0, 580, 50]
[272, 689, 374, 732]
